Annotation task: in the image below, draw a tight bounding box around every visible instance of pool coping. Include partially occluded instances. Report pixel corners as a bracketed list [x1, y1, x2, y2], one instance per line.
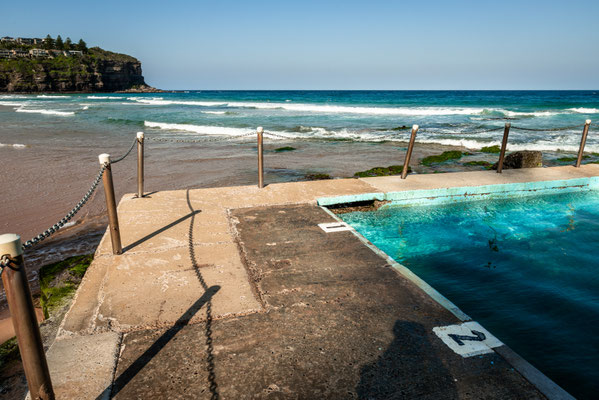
[319, 176, 599, 208]
[317, 178, 588, 400]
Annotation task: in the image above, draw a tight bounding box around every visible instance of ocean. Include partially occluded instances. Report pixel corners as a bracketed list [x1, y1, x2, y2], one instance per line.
[1, 90, 598, 151]
[1, 90, 598, 275]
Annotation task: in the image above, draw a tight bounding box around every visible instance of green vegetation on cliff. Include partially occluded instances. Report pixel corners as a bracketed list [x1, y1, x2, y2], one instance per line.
[0, 40, 148, 92]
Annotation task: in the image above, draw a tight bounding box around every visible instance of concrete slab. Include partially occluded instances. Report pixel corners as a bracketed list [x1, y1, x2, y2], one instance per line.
[45, 332, 120, 400]
[53, 166, 590, 398]
[187, 177, 377, 209]
[95, 208, 232, 256]
[360, 164, 599, 194]
[62, 244, 261, 335]
[109, 204, 547, 399]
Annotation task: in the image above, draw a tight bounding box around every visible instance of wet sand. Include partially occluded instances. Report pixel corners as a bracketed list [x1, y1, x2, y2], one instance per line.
[0, 307, 44, 344]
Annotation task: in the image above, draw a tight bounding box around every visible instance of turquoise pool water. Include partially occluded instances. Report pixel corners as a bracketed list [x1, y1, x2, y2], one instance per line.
[339, 190, 599, 399]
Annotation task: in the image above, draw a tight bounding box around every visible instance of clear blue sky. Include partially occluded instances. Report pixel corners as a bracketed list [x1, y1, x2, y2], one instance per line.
[3, 0, 598, 90]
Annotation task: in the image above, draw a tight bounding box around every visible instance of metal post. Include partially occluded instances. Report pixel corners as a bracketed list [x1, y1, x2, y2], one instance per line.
[257, 127, 264, 188]
[401, 125, 419, 179]
[497, 122, 511, 174]
[99, 154, 122, 255]
[136, 132, 144, 198]
[576, 119, 592, 167]
[0, 234, 55, 400]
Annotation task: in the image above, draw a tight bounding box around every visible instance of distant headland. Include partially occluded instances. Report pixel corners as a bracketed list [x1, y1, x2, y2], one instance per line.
[0, 35, 160, 93]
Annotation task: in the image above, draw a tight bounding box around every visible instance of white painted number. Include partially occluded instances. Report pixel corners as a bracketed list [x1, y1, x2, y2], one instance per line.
[433, 321, 503, 358]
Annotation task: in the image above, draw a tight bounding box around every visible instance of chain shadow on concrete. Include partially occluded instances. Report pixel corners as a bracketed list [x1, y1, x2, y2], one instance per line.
[185, 189, 220, 400]
[95, 285, 220, 400]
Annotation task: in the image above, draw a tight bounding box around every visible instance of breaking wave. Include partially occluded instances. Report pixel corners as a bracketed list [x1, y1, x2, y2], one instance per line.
[144, 121, 253, 136]
[131, 98, 596, 118]
[0, 143, 27, 148]
[16, 108, 75, 116]
[0, 101, 24, 107]
[135, 98, 487, 115]
[567, 107, 599, 114]
[87, 96, 122, 100]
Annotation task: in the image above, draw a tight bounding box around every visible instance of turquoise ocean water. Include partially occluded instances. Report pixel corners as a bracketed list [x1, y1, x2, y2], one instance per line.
[1, 90, 598, 150]
[340, 191, 599, 399]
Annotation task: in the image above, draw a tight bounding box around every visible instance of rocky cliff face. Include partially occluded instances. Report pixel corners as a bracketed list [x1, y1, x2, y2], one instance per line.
[0, 48, 157, 92]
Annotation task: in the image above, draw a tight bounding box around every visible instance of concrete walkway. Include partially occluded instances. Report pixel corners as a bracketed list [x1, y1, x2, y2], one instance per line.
[47, 165, 598, 398]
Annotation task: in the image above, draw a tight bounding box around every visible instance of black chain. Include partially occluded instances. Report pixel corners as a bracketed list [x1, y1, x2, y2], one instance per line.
[510, 124, 585, 132]
[111, 137, 138, 164]
[419, 127, 505, 135]
[147, 131, 255, 144]
[22, 164, 107, 250]
[262, 131, 294, 140]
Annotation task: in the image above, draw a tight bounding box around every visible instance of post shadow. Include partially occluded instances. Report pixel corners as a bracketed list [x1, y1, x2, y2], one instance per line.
[357, 320, 458, 399]
[96, 189, 222, 399]
[95, 285, 220, 400]
[122, 210, 200, 253]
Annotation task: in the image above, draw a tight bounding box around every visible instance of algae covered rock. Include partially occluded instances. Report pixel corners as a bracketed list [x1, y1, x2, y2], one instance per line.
[421, 151, 465, 166]
[354, 165, 410, 177]
[492, 150, 542, 170]
[481, 145, 501, 154]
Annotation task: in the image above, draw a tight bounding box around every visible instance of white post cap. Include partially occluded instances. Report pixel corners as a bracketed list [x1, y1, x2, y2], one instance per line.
[99, 153, 111, 164]
[412, 124, 419, 130]
[586, 119, 592, 125]
[137, 131, 144, 139]
[257, 126, 264, 134]
[0, 233, 23, 257]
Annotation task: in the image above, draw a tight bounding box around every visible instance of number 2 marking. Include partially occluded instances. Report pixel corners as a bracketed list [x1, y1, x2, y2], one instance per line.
[448, 330, 486, 346]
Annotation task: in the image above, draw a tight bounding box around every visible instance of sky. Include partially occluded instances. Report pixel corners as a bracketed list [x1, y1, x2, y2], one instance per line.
[3, 0, 599, 90]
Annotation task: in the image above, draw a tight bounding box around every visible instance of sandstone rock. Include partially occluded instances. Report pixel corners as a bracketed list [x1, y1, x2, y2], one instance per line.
[492, 150, 543, 170]
[0, 49, 152, 93]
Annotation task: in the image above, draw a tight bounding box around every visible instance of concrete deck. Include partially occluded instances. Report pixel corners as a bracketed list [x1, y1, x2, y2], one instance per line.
[47, 165, 599, 399]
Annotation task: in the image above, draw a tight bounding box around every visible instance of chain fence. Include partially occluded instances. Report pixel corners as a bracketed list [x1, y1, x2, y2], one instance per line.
[13, 121, 592, 253]
[146, 131, 256, 144]
[111, 136, 138, 163]
[418, 127, 505, 135]
[510, 124, 585, 132]
[21, 164, 107, 251]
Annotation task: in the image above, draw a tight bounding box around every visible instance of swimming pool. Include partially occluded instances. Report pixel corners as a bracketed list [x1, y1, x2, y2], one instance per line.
[329, 180, 599, 399]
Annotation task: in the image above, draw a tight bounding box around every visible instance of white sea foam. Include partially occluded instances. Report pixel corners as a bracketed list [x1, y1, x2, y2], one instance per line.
[16, 108, 75, 116]
[37, 95, 70, 98]
[567, 107, 599, 114]
[136, 99, 226, 107]
[502, 110, 558, 117]
[144, 121, 252, 136]
[0, 101, 24, 107]
[202, 111, 227, 115]
[87, 96, 121, 99]
[134, 98, 489, 116]
[82, 106, 89, 110]
[132, 98, 598, 118]
[0, 143, 27, 148]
